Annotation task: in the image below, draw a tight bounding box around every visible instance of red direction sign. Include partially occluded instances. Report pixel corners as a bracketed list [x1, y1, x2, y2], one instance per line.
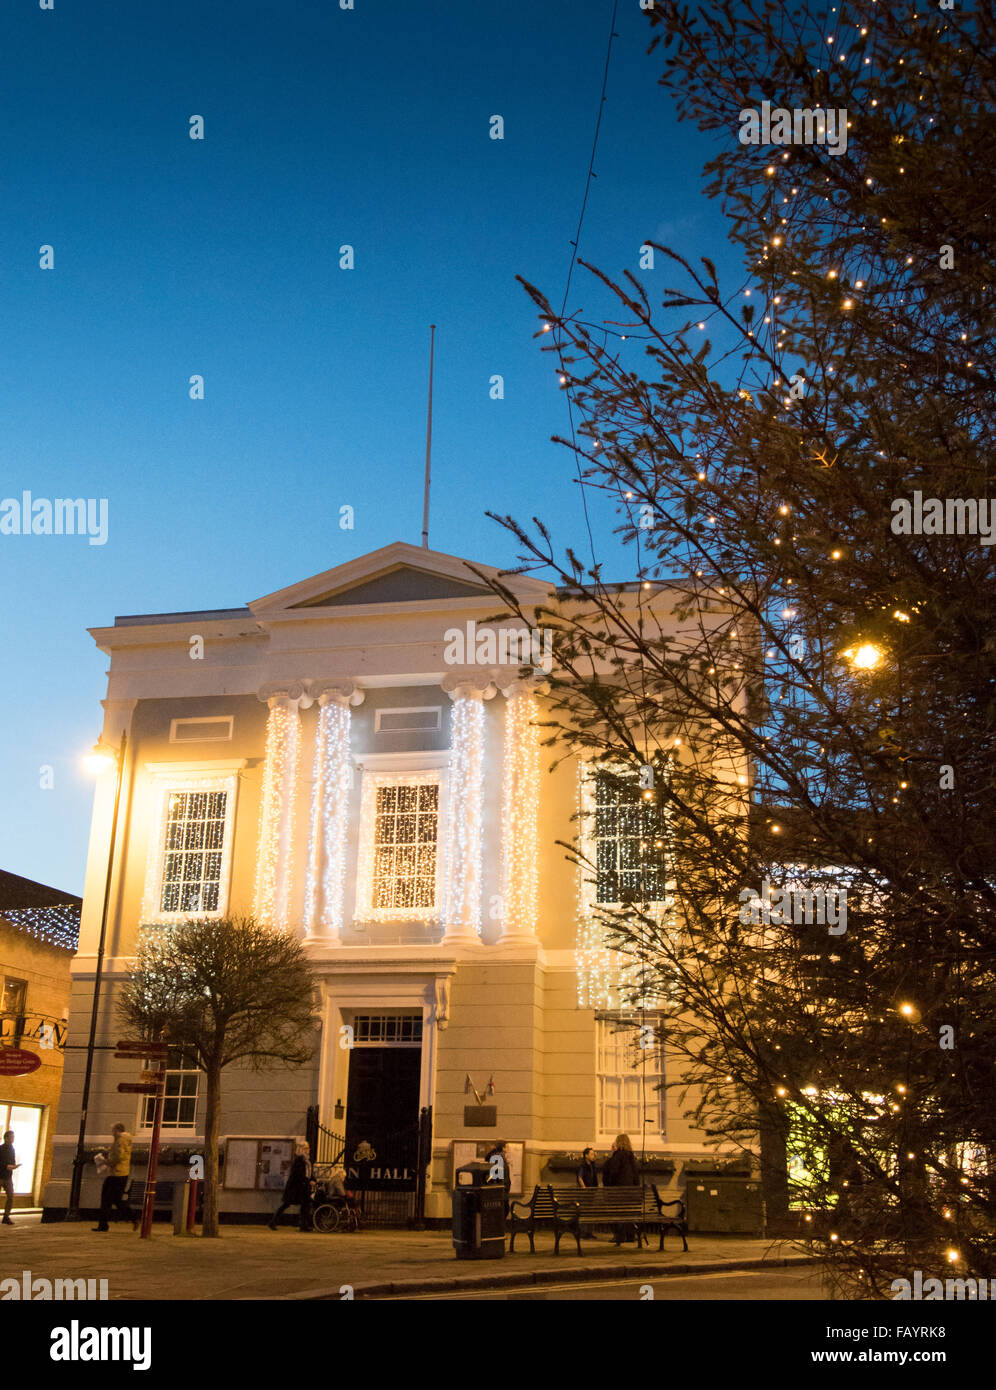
[116, 1040, 168, 1056]
[0, 1048, 41, 1077]
[117, 1082, 160, 1095]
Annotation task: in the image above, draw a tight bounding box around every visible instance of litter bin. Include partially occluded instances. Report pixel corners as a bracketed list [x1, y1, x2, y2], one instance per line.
[452, 1160, 506, 1260]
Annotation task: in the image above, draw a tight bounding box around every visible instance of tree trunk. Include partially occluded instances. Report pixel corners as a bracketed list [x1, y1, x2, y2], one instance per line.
[202, 1060, 222, 1238]
[758, 1098, 791, 1235]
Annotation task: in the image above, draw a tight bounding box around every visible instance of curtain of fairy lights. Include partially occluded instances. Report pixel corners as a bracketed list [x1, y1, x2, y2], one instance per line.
[253, 697, 301, 930]
[443, 692, 485, 937]
[303, 696, 351, 935]
[574, 762, 667, 1012]
[501, 685, 540, 937]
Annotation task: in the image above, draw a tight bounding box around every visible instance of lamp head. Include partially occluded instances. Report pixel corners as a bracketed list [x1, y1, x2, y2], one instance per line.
[83, 742, 117, 776]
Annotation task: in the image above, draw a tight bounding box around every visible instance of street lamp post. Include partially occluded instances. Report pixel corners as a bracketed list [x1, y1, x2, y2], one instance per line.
[66, 731, 128, 1220]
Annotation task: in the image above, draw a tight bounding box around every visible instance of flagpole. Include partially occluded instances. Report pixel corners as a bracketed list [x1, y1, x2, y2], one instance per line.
[421, 324, 435, 549]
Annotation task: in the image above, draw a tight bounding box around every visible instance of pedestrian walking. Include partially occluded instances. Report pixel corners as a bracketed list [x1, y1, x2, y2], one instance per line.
[269, 1140, 313, 1231]
[0, 1130, 19, 1226]
[577, 1146, 599, 1188]
[93, 1123, 136, 1232]
[601, 1133, 640, 1244]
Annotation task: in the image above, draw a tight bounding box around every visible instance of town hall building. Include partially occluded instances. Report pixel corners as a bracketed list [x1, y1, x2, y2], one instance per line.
[45, 542, 730, 1222]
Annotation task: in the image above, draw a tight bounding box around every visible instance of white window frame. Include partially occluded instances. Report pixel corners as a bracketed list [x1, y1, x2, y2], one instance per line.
[595, 1013, 666, 1144]
[353, 752, 450, 924]
[137, 1045, 200, 1135]
[140, 760, 245, 926]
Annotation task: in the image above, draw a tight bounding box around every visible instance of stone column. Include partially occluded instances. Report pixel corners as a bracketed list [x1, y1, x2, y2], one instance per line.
[253, 684, 305, 931]
[440, 675, 495, 943]
[498, 677, 544, 943]
[303, 682, 364, 939]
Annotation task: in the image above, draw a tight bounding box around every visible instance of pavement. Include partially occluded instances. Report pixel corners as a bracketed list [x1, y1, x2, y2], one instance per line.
[0, 1216, 819, 1300]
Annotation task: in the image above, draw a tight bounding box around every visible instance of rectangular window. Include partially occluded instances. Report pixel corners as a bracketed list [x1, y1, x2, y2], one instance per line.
[596, 1015, 665, 1140]
[354, 769, 445, 923]
[159, 790, 228, 914]
[373, 782, 438, 911]
[1, 979, 27, 1047]
[141, 1045, 199, 1131]
[352, 1013, 423, 1045]
[169, 716, 234, 744]
[593, 774, 665, 905]
[374, 707, 442, 733]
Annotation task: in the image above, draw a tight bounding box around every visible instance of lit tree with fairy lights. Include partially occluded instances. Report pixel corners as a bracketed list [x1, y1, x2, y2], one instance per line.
[483, 0, 996, 1294]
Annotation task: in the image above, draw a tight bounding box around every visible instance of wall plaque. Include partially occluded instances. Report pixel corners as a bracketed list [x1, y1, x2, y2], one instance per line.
[463, 1105, 497, 1128]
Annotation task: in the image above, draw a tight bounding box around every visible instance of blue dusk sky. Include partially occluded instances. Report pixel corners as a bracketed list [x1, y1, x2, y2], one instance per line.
[0, 0, 745, 895]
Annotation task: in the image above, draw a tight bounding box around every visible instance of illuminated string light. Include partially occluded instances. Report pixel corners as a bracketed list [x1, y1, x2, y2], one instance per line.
[304, 692, 354, 936]
[500, 682, 540, 940]
[253, 694, 301, 930]
[142, 770, 239, 926]
[443, 688, 488, 937]
[0, 903, 80, 950]
[354, 768, 443, 923]
[574, 760, 671, 1010]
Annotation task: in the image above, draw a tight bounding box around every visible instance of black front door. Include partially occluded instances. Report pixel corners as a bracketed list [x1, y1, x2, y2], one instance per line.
[345, 1048, 421, 1191]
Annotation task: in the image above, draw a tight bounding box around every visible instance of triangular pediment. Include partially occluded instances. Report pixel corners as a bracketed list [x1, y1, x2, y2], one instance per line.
[249, 541, 550, 617]
[291, 565, 492, 609]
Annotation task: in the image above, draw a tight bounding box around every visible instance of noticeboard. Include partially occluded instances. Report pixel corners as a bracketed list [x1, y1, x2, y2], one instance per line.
[223, 1137, 295, 1190]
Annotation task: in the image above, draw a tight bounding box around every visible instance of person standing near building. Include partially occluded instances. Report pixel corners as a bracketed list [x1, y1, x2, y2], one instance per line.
[486, 1140, 511, 1214]
[0, 1130, 19, 1226]
[601, 1133, 640, 1245]
[269, 1140, 313, 1231]
[93, 1123, 136, 1232]
[577, 1146, 599, 1188]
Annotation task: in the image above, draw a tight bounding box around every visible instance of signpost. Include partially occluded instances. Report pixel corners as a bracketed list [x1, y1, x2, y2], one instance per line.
[115, 1041, 168, 1239]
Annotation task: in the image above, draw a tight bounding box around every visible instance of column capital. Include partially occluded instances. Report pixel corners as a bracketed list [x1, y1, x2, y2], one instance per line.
[307, 680, 366, 708]
[499, 674, 550, 699]
[441, 672, 497, 701]
[257, 681, 307, 708]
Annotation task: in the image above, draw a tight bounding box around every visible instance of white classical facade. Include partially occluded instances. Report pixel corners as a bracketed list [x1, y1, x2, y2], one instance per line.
[47, 542, 720, 1221]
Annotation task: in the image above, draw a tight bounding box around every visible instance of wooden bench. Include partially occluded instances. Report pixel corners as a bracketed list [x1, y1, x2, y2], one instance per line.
[553, 1185, 689, 1253]
[509, 1184, 687, 1255]
[647, 1184, 689, 1251]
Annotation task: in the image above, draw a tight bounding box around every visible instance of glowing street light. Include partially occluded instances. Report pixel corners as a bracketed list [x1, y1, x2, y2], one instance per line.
[844, 642, 884, 670]
[68, 732, 128, 1220]
[83, 742, 117, 776]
